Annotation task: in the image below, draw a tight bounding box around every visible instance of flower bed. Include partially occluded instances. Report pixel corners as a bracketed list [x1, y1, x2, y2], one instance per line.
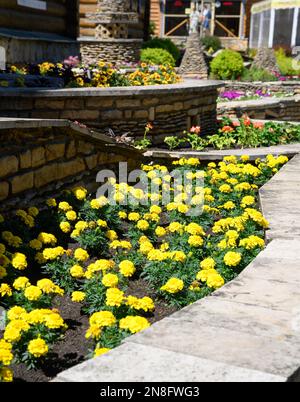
[0, 59, 179, 88]
[0, 154, 288, 382]
[163, 118, 300, 151]
[218, 89, 294, 103]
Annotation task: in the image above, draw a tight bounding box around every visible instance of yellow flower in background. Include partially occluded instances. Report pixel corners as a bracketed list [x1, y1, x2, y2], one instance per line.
[160, 278, 184, 294]
[29, 239, 43, 250]
[136, 220, 149, 231]
[0, 367, 13, 382]
[73, 186, 87, 200]
[13, 276, 30, 290]
[7, 306, 27, 321]
[28, 338, 48, 358]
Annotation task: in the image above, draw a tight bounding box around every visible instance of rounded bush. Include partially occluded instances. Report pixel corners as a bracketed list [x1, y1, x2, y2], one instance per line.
[140, 48, 175, 67]
[201, 36, 222, 53]
[210, 49, 244, 80]
[142, 37, 180, 62]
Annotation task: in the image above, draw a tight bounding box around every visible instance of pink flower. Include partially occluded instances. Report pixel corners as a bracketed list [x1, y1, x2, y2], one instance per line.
[190, 126, 201, 134]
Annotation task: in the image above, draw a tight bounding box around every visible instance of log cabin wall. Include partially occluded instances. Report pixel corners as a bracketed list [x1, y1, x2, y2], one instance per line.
[0, 0, 80, 63]
[0, 0, 79, 38]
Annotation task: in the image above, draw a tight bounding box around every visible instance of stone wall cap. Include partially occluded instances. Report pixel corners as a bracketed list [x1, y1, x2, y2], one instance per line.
[0, 117, 70, 130]
[78, 38, 143, 43]
[0, 80, 224, 98]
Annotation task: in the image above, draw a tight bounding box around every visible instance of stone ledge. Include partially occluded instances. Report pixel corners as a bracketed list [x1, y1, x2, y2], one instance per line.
[0, 80, 224, 98]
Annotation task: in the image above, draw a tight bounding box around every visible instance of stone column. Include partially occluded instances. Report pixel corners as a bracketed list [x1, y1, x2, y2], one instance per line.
[178, 33, 208, 79]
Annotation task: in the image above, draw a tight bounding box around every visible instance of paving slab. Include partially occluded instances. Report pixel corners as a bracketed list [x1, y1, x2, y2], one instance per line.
[53, 343, 285, 383]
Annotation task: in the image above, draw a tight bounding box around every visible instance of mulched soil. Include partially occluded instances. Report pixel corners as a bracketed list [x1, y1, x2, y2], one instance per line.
[9, 278, 177, 383]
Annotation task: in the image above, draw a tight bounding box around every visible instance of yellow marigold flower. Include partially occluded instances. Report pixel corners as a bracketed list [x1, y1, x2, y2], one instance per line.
[239, 235, 265, 250]
[66, 210, 77, 221]
[106, 288, 124, 307]
[119, 260, 136, 277]
[11, 253, 27, 270]
[60, 221, 71, 233]
[73, 186, 87, 200]
[102, 273, 119, 288]
[3, 327, 21, 343]
[38, 232, 57, 245]
[97, 219, 107, 228]
[7, 306, 27, 321]
[106, 230, 118, 241]
[85, 325, 101, 340]
[46, 198, 57, 207]
[71, 291, 86, 303]
[89, 311, 116, 328]
[139, 241, 154, 255]
[240, 155, 250, 163]
[24, 285, 42, 301]
[28, 338, 48, 358]
[118, 211, 127, 219]
[0, 349, 13, 366]
[136, 220, 149, 231]
[126, 296, 155, 312]
[43, 246, 65, 261]
[219, 184, 232, 193]
[155, 226, 166, 237]
[222, 201, 235, 210]
[29, 239, 43, 250]
[94, 347, 111, 357]
[70, 265, 85, 278]
[58, 201, 72, 212]
[168, 221, 183, 233]
[36, 279, 60, 294]
[185, 222, 205, 236]
[188, 235, 204, 247]
[241, 196, 255, 208]
[28, 207, 39, 217]
[13, 276, 30, 290]
[74, 248, 89, 262]
[119, 316, 150, 334]
[128, 212, 140, 222]
[0, 243, 5, 254]
[160, 278, 184, 294]
[0, 283, 12, 297]
[224, 251, 242, 267]
[170, 250, 186, 262]
[44, 313, 65, 329]
[150, 205, 162, 214]
[0, 368, 13, 382]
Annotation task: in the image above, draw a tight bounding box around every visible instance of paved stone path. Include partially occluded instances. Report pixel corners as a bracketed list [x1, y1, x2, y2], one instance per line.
[53, 153, 300, 382]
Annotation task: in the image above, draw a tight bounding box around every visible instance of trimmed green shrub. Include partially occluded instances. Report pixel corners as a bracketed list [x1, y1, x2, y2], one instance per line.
[201, 36, 222, 53]
[241, 67, 277, 82]
[275, 48, 300, 76]
[210, 49, 244, 80]
[142, 37, 180, 62]
[140, 48, 175, 67]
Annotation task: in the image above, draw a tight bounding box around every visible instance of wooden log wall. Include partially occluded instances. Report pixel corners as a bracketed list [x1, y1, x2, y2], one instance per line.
[0, 0, 79, 38]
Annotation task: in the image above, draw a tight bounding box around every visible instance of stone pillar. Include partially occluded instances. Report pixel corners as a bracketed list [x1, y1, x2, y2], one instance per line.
[178, 33, 208, 79]
[79, 0, 143, 64]
[252, 48, 281, 75]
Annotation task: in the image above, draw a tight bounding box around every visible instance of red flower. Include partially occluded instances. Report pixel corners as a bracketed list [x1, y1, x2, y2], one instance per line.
[253, 121, 264, 129]
[146, 122, 153, 130]
[243, 116, 251, 126]
[232, 121, 240, 127]
[221, 126, 234, 133]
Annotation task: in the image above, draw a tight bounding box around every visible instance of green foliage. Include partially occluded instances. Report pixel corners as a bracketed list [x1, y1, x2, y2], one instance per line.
[241, 67, 277, 82]
[142, 37, 181, 62]
[210, 49, 244, 80]
[140, 48, 176, 67]
[275, 48, 300, 76]
[201, 36, 222, 53]
[164, 136, 185, 150]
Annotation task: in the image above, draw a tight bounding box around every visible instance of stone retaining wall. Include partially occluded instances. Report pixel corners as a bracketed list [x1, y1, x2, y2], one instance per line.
[218, 95, 300, 121]
[79, 39, 142, 64]
[0, 119, 141, 211]
[0, 80, 222, 145]
[222, 81, 300, 96]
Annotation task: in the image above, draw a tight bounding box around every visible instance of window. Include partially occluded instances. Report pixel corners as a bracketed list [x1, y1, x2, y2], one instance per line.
[17, 0, 47, 10]
[164, 0, 190, 37]
[215, 0, 242, 37]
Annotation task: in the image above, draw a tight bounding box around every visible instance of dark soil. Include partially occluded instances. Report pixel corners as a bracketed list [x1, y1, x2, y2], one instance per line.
[10, 278, 177, 383]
